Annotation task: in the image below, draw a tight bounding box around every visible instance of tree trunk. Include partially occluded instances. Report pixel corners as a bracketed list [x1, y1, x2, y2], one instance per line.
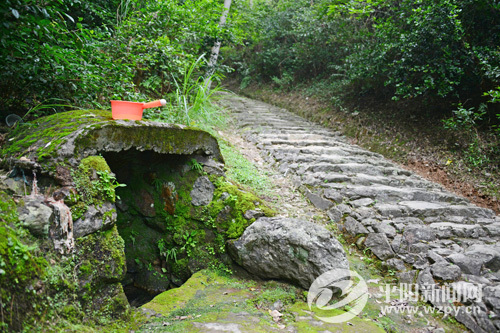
[206, 0, 232, 81]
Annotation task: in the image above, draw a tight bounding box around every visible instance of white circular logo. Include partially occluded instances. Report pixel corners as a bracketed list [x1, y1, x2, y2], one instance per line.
[307, 269, 368, 323]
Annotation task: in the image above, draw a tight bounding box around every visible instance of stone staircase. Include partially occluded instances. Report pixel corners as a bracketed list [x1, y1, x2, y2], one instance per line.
[220, 94, 500, 333]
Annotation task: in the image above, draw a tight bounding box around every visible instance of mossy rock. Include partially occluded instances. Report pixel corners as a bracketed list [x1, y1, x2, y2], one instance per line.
[139, 269, 385, 332]
[0, 110, 223, 181]
[76, 225, 126, 285]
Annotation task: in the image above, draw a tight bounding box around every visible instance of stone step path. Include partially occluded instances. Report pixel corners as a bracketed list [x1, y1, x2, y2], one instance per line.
[220, 94, 500, 333]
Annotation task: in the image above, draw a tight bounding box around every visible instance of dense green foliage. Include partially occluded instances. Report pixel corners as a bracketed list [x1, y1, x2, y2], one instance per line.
[0, 0, 241, 120]
[230, 0, 500, 122]
[227, 0, 500, 172]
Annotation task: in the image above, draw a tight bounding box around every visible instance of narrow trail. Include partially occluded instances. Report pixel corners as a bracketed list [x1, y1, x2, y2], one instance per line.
[220, 93, 500, 333]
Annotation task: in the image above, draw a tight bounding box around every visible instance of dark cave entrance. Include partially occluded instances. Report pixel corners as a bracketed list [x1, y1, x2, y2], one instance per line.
[101, 148, 196, 307]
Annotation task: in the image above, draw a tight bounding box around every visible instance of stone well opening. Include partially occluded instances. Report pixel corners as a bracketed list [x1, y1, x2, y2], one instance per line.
[101, 148, 211, 307]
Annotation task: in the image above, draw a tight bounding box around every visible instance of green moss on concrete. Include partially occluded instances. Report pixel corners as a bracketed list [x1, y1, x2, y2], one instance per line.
[142, 270, 221, 315]
[81, 124, 221, 159]
[1, 110, 112, 162]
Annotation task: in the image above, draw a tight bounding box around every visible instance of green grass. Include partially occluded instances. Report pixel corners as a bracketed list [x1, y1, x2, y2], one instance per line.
[218, 139, 272, 196]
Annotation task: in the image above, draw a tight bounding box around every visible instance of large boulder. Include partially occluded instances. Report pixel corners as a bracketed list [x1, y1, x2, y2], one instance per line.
[228, 217, 349, 289]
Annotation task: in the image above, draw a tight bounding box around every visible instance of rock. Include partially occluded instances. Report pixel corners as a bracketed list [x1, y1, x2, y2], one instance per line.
[461, 274, 491, 285]
[323, 189, 343, 203]
[350, 198, 374, 208]
[397, 270, 417, 284]
[364, 233, 395, 260]
[73, 202, 116, 238]
[136, 189, 156, 217]
[372, 221, 396, 238]
[484, 285, 500, 311]
[402, 225, 436, 245]
[1, 176, 25, 195]
[448, 253, 483, 276]
[243, 209, 265, 220]
[270, 300, 284, 311]
[417, 268, 437, 300]
[344, 217, 369, 236]
[455, 307, 489, 333]
[465, 244, 500, 272]
[190, 176, 215, 206]
[430, 222, 485, 239]
[135, 268, 170, 294]
[17, 197, 54, 237]
[336, 203, 352, 215]
[385, 258, 406, 272]
[430, 262, 461, 281]
[451, 281, 483, 304]
[326, 207, 342, 222]
[427, 250, 447, 264]
[473, 308, 497, 333]
[228, 217, 349, 289]
[357, 208, 376, 219]
[432, 247, 455, 257]
[405, 254, 429, 270]
[391, 234, 405, 254]
[408, 243, 430, 254]
[304, 191, 333, 210]
[398, 201, 443, 216]
[360, 218, 378, 227]
[355, 236, 366, 249]
[484, 224, 500, 237]
[375, 203, 404, 217]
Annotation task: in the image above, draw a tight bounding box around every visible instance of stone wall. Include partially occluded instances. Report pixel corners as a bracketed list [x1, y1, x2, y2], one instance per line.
[0, 110, 273, 330]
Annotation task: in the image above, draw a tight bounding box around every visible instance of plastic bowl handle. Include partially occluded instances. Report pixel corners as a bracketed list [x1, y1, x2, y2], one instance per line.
[143, 99, 167, 109]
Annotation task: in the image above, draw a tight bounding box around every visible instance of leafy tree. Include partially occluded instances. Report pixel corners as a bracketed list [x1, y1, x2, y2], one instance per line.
[0, 0, 242, 121]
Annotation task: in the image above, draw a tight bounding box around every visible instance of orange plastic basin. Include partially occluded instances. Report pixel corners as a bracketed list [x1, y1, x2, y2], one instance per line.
[110, 99, 166, 120]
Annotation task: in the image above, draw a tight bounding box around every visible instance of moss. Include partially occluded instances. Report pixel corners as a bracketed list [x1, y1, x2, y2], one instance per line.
[142, 270, 227, 315]
[208, 177, 276, 239]
[139, 268, 386, 332]
[71, 156, 119, 219]
[76, 225, 126, 282]
[0, 192, 48, 331]
[1, 110, 112, 162]
[287, 302, 385, 333]
[80, 155, 112, 173]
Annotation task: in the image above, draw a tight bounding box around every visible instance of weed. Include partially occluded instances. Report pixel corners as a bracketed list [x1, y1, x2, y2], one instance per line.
[181, 231, 198, 257]
[189, 158, 204, 172]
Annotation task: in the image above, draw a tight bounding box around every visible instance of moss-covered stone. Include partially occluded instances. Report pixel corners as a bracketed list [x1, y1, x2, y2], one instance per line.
[207, 177, 276, 239]
[139, 269, 385, 333]
[0, 192, 48, 331]
[76, 225, 126, 284]
[0, 110, 222, 181]
[80, 155, 112, 173]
